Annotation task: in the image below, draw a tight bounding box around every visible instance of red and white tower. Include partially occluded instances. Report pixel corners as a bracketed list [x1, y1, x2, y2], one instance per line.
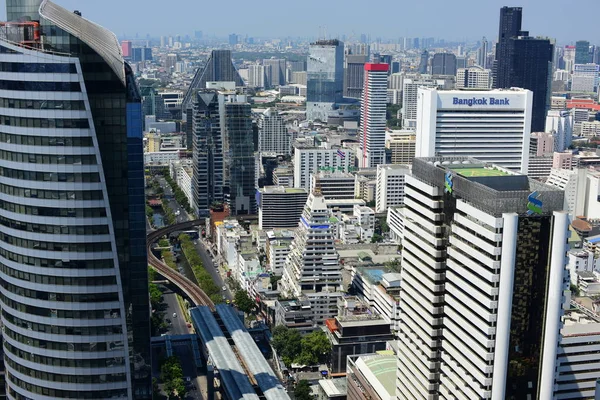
[359, 63, 389, 168]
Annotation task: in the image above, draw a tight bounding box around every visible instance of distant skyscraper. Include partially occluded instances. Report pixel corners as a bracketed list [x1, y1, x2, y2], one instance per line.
[248, 64, 266, 88]
[306, 39, 344, 122]
[194, 30, 203, 39]
[228, 33, 238, 45]
[575, 40, 591, 64]
[495, 7, 553, 132]
[191, 91, 224, 215]
[359, 63, 389, 168]
[224, 100, 256, 215]
[477, 36, 489, 68]
[263, 58, 286, 88]
[1, 0, 151, 398]
[121, 40, 132, 58]
[396, 157, 568, 400]
[344, 53, 367, 98]
[456, 66, 492, 89]
[431, 52, 457, 75]
[418, 49, 429, 73]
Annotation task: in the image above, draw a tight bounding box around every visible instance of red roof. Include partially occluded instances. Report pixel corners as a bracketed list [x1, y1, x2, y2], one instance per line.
[566, 100, 600, 111]
[365, 63, 389, 72]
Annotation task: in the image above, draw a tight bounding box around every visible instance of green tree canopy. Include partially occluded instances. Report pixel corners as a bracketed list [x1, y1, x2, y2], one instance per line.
[235, 290, 255, 314]
[294, 380, 313, 400]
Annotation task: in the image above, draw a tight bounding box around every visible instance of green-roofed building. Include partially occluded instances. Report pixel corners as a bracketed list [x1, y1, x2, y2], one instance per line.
[347, 354, 397, 400]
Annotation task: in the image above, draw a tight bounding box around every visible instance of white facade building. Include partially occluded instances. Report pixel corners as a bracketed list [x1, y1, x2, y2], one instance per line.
[293, 145, 354, 190]
[358, 63, 389, 168]
[546, 110, 574, 151]
[546, 168, 587, 217]
[247, 64, 266, 88]
[375, 164, 410, 213]
[144, 150, 180, 166]
[281, 191, 343, 324]
[571, 63, 599, 93]
[310, 171, 356, 200]
[396, 157, 568, 400]
[401, 74, 455, 128]
[456, 66, 492, 89]
[258, 108, 290, 156]
[387, 207, 405, 244]
[555, 307, 600, 399]
[415, 88, 533, 173]
[169, 159, 194, 207]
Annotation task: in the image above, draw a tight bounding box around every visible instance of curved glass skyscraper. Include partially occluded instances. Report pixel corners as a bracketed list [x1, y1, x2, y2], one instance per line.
[0, 1, 150, 399]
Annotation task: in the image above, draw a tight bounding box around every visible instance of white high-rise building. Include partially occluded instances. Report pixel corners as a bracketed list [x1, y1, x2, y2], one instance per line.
[257, 186, 308, 230]
[397, 157, 569, 400]
[456, 66, 492, 89]
[415, 87, 533, 173]
[545, 168, 587, 217]
[571, 63, 599, 93]
[293, 144, 354, 190]
[401, 74, 455, 128]
[358, 63, 389, 168]
[248, 64, 266, 88]
[281, 191, 343, 324]
[258, 108, 290, 156]
[375, 164, 410, 213]
[546, 109, 574, 151]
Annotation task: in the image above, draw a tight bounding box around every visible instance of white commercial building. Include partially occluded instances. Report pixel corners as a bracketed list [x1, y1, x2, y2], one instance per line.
[396, 157, 568, 400]
[546, 110, 573, 151]
[169, 159, 194, 207]
[546, 168, 587, 217]
[375, 164, 410, 213]
[581, 121, 600, 137]
[293, 145, 354, 190]
[401, 74, 455, 128]
[555, 307, 600, 399]
[358, 63, 389, 168]
[266, 230, 294, 276]
[247, 64, 266, 87]
[310, 171, 356, 200]
[387, 207, 404, 244]
[258, 108, 290, 156]
[456, 66, 492, 90]
[415, 87, 533, 173]
[571, 63, 599, 93]
[144, 150, 180, 166]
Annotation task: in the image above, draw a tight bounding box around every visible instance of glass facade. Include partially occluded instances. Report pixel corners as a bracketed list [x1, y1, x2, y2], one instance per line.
[224, 102, 256, 215]
[0, 1, 150, 399]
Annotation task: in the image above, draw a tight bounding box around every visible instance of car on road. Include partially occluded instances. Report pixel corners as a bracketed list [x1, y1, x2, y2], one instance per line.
[222, 286, 227, 291]
[173, 313, 177, 318]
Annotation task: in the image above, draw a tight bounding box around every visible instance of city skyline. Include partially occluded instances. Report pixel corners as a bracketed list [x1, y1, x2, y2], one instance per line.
[0, 0, 598, 44]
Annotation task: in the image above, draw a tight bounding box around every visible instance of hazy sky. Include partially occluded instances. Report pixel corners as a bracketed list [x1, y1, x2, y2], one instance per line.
[0, 0, 597, 44]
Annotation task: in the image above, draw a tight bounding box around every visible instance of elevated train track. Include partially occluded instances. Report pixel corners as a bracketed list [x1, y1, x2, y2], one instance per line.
[147, 220, 214, 310]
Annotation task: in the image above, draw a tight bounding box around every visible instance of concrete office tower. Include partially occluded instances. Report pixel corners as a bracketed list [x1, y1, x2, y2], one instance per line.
[555, 307, 600, 399]
[281, 190, 343, 324]
[248, 64, 266, 88]
[263, 58, 286, 88]
[477, 37, 489, 68]
[258, 109, 290, 156]
[546, 110, 574, 152]
[358, 63, 389, 168]
[192, 91, 223, 215]
[0, 1, 151, 398]
[344, 54, 368, 99]
[375, 164, 410, 213]
[456, 66, 492, 89]
[257, 186, 308, 230]
[386, 130, 416, 164]
[418, 49, 429, 73]
[494, 7, 554, 132]
[416, 87, 533, 173]
[571, 63, 600, 93]
[293, 144, 354, 190]
[224, 100, 256, 215]
[545, 168, 587, 217]
[576, 40, 591, 64]
[306, 39, 345, 122]
[397, 157, 568, 400]
[401, 74, 455, 128]
[431, 52, 457, 76]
